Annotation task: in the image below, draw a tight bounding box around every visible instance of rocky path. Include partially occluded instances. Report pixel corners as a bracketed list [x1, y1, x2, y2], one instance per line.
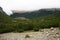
[0, 28, 60, 40]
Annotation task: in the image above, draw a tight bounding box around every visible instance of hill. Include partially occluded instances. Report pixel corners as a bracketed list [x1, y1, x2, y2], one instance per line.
[0, 7, 14, 33]
[10, 8, 60, 19]
[10, 8, 60, 32]
[0, 7, 12, 23]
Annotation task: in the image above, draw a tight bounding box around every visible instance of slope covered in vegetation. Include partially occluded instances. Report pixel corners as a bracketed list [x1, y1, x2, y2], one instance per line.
[0, 7, 60, 33]
[10, 9, 60, 32]
[0, 7, 14, 33]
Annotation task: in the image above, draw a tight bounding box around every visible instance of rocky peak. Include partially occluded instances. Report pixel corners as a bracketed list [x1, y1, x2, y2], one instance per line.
[0, 7, 3, 11]
[0, 7, 2, 10]
[0, 7, 6, 14]
[0, 7, 4, 13]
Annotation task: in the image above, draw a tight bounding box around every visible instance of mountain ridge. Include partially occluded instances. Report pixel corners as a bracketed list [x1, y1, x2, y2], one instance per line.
[10, 8, 60, 19]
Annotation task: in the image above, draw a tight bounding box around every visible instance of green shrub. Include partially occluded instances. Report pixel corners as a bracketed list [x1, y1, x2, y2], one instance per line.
[33, 27, 39, 31]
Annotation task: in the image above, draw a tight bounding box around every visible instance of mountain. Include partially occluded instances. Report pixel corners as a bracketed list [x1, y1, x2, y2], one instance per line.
[0, 7, 15, 33]
[0, 7, 12, 23]
[10, 8, 60, 19]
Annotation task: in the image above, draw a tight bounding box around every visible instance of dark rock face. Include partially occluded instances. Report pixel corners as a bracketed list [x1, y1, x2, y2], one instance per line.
[0, 7, 7, 15]
[0, 7, 2, 10]
[0, 7, 5, 14]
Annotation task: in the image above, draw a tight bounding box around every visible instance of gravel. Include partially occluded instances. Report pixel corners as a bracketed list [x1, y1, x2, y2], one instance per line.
[0, 28, 60, 40]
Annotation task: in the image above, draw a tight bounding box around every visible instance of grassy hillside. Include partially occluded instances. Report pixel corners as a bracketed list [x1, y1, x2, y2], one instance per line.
[0, 13, 12, 23]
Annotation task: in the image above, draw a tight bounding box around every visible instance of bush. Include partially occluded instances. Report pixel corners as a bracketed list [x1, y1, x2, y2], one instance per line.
[17, 29, 24, 33]
[33, 27, 39, 31]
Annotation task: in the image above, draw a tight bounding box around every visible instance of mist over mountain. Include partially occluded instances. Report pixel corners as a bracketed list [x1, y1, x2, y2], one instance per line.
[10, 8, 60, 19]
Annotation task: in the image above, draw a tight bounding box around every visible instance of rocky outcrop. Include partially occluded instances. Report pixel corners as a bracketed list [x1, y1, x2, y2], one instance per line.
[0, 7, 3, 13]
[0, 7, 8, 15]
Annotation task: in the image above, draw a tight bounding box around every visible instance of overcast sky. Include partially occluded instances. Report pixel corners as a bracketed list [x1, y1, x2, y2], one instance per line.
[0, 0, 60, 15]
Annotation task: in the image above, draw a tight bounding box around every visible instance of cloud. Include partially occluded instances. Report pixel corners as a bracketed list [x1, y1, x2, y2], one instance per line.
[0, 0, 60, 15]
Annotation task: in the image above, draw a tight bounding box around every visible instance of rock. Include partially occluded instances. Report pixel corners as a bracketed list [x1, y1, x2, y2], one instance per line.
[0, 7, 3, 13]
[25, 34, 30, 38]
[0, 6, 7, 15]
[50, 27, 54, 30]
[0, 7, 2, 10]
